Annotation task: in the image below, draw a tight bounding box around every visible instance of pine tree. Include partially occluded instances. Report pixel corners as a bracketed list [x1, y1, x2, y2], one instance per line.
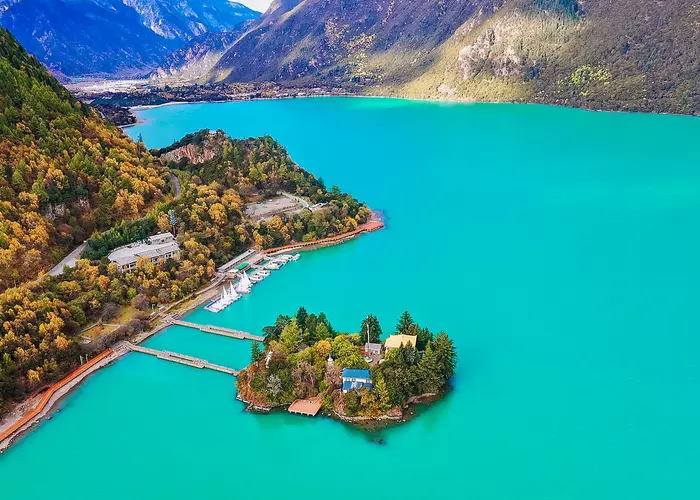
[296, 306, 308, 328]
[280, 318, 302, 352]
[395, 310, 414, 333]
[360, 314, 382, 343]
[375, 377, 391, 411]
[251, 340, 263, 363]
[416, 326, 433, 351]
[417, 342, 442, 393]
[432, 332, 457, 380]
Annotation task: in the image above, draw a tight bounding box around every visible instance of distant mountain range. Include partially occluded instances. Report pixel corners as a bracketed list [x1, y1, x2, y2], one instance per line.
[2, 0, 698, 114]
[0, 0, 259, 77]
[149, 20, 253, 82]
[201, 0, 699, 115]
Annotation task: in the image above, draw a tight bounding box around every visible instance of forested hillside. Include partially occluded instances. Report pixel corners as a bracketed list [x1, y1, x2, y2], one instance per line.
[0, 27, 170, 290]
[0, 29, 370, 414]
[157, 130, 371, 259]
[208, 0, 699, 115]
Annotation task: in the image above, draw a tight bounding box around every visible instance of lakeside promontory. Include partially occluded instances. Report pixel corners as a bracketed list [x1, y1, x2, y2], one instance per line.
[0, 26, 376, 421]
[236, 308, 457, 425]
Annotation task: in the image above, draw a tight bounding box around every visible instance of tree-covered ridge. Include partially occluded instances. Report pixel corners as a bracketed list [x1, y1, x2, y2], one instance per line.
[157, 130, 371, 253]
[237, 308, 457, 420]
[0, 27, 170, 290]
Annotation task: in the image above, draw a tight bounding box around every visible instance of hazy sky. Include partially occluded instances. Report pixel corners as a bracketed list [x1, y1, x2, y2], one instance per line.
[237, 0, 272, 13]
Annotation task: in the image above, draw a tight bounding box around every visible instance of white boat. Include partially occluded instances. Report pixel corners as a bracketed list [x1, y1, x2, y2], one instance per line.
[205, 283, 240, 312]
[264, 262, 281, 270]
[235, 271, 252, 294]
[257, 269, 271, 277]
[290, 253, 300, 261]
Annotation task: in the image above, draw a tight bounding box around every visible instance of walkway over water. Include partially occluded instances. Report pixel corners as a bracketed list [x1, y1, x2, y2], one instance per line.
[263, 220, 384, 255]
[164, 317, 264, 342]
[124, 342, 239, 376]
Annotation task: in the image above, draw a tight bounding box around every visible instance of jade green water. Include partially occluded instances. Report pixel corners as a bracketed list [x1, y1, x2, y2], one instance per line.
[2, 98, 700, 499]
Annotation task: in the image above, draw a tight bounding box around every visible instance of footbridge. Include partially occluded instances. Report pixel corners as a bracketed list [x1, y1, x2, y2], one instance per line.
[123, 342, 239, 376]
[164, 317, 264, 342]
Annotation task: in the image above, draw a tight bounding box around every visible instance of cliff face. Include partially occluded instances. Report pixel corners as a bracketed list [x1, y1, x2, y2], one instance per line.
[149, 22, 253, 83]
[207, 0, 700, 115]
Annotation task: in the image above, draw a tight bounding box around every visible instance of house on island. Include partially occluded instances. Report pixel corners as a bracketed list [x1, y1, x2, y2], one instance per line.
[341, 368, 373, 393]
[384, 334, 417, 352]
[108, 232, 180, 272]
[362, 342, 382, 356]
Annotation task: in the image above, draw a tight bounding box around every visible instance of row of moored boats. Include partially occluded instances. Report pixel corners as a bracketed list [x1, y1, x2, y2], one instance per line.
[205, 253, 300, 313]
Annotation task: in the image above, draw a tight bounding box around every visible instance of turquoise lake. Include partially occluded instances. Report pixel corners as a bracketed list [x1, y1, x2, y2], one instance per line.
[2, 98, 700, 498]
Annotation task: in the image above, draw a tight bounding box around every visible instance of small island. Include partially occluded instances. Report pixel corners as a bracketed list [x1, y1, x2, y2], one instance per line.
[236, 308, 457, 424]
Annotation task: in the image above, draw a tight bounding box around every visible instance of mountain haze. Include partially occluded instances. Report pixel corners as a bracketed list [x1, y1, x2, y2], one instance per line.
[0, 0, 259, 77]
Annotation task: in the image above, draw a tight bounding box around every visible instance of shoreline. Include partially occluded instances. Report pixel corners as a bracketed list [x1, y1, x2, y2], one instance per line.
[0, 220, 384, 452]
[121, 92, 700, 120]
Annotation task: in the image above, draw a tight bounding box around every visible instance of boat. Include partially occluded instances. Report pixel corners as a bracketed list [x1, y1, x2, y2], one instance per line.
[290, 253, 300, 261]
[235, 272, 252, 294]
[264, 262, 281, 270]
[204, 283, 239, 312]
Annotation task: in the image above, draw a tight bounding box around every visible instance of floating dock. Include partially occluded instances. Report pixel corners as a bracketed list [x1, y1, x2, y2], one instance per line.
[124, 342, 239, 376]
[164, 317, 264, 341]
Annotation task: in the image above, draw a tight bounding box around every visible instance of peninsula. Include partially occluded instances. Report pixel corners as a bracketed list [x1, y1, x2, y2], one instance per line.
[0, 28, 385, 448]
[236, 309, 457, 425]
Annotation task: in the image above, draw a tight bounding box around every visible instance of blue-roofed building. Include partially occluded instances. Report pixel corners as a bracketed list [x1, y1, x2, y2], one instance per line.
[341, 368, 373, 393]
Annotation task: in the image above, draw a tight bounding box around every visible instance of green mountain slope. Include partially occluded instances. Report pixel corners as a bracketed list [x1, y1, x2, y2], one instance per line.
[210, 0, 699, 114]
[0, 26, 170, 289]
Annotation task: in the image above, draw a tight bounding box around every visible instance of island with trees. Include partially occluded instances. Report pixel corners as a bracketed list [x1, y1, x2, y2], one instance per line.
[236, 308, 457, 425]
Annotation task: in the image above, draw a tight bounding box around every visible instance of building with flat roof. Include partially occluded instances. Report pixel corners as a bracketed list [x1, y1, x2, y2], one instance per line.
[384, 334, 417, 351]
[108, 232, 180, 272]
[341, 368, 373, 393]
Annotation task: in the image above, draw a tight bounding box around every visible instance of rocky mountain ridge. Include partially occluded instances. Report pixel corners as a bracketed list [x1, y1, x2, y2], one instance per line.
[0, 0, 259, 77]
[203, 0, 699, 115]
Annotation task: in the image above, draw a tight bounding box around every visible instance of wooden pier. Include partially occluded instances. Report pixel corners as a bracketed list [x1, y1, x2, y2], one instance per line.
[165, 317, 264, 342]
[288, 396, 323, 417]
[124, 342, 239, 376]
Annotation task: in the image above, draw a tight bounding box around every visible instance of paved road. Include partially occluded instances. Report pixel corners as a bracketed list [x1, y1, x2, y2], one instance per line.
[47, 241, 87, 276]
[281, 191, 310, 209]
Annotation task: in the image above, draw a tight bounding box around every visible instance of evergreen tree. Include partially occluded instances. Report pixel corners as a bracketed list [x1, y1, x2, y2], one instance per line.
[360, 314, 382, 343]
[375, 377, 391, 411]
[280, 319, 302, 352]
[416, 342, 442, 393]
[416, 326, 434, 351]
[296, 306, 308, 328]
[318, 312, 334, 336]
[314, 322, 330, 341]
[395, 310, 414, 333]
[262, 314, 291, 341]
[251, 340, 264, 363]
[401, 343, 417, 365]
[432, 332, 457, 380]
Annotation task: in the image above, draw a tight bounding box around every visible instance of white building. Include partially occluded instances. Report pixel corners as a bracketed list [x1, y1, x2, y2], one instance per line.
[108, 232, 180, 272]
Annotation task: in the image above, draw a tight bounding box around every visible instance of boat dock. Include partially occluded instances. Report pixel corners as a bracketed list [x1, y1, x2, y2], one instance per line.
[124, 342, 239, 376]
[288, 396, 323, 417]
[164, 317, 264, 342]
